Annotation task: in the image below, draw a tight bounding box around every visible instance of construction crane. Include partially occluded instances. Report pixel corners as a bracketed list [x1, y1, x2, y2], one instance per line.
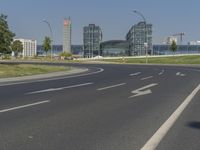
[172, 33, 185, 44]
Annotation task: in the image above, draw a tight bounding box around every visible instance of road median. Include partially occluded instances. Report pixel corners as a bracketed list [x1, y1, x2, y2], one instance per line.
[0, 64, 87, 84]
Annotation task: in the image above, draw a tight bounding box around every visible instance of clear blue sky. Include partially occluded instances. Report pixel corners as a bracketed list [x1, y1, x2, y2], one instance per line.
[1, 0, 200, 45]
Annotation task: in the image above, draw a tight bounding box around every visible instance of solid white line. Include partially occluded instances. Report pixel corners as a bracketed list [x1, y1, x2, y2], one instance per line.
[141, 76, 153, 80]
[130, 72, 141, 76]
[0, 67, 104, 87]
[26, 82, 93, 94]
[0, 100, 50, 113]
[141, 84, 200, 150]
[97, 83, 126, 91]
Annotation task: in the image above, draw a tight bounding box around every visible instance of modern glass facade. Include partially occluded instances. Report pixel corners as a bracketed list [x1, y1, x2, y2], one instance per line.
[37, 45, 83, 56]
[83, 24, 102, 58]
[100, 40, 129, 56]
[153, 44, 200, 55]
[126, 22, 152, 56]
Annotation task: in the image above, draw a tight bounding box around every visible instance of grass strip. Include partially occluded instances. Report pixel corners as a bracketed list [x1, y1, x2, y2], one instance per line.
[0, 64, 70, 78]
[102, 55, 200, 64]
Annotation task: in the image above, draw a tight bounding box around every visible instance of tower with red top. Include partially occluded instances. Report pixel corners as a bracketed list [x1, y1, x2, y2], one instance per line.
[63, 17, 72, 53]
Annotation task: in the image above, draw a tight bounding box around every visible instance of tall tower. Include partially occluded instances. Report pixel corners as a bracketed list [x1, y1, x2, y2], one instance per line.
[63, 18, 72, 53]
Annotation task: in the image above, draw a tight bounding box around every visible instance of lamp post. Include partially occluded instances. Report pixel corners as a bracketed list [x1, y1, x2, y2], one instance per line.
[133, 10, 148, 64]
[43, 20, 53, 60]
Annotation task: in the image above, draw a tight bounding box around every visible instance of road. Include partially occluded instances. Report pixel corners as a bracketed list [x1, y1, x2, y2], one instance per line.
[0, 63, 200, 150]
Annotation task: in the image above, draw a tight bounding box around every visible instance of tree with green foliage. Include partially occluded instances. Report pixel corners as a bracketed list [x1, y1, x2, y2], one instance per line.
[59, 52, 72, 60]
[170, 40, 177, 55]
[11, 40, 23, 57]
[42, 36, 51, 56]
[0, 14, 15, 55]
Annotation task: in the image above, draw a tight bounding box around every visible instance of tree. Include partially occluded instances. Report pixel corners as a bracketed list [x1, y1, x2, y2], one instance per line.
[0, 14, 15, 54]
[42, 36, 51, 56]
[11, 40, 23, 57]
[170, 40, 177, 55]
[59, 52, 72, 60]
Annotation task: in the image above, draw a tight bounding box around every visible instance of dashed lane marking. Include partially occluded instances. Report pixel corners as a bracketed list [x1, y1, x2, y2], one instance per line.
[130, 72, 141, 76]
[26, 82, 93, 94]
[97, 83, 126, 91]
[141, 76, 153, 80]
[0, 100, 50, 113]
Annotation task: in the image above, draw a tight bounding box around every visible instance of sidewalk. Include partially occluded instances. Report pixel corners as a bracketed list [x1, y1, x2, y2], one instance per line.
[0, 67, 88, 84]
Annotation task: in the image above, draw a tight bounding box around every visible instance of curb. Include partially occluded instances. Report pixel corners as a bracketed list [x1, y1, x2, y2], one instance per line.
[0, 67, 88, 84]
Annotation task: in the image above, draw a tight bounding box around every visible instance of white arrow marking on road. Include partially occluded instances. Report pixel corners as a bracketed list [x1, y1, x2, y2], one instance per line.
[158, 70, 165, 75]
[129, 83, 158, 98]
[130, 72, 141, 76]
[180, 74, 186, 77]
[176, 72, 186, 77]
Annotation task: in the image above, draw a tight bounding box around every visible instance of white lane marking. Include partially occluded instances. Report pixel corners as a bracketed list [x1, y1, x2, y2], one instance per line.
[0, 100, 50, 113]
[129, 83, 158, 98]
[180, 74, 186, 77]
[130, 72, 141, 76]
[97, 83, 126, 91]
[0, 67, 104, 87]
[26, 82, 93, 94]
[158, 70, 165, 75]
[141, 76, 153, 80]
[176, 72, 186, 77]
[141, 84, 200, 150]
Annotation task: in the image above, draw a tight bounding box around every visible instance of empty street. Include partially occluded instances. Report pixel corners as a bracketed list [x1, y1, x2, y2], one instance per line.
[0, 63, 199, 150]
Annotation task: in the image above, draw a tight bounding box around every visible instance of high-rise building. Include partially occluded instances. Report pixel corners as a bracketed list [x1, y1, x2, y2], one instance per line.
[83, 24, 102, 58]
[126, 22, 152, 56]
[63, 18, 72, 53]
[14, 38, 37, 57]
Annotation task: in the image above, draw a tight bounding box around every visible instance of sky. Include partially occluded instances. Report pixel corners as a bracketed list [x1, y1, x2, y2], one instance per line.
[0, 0, 200, 45]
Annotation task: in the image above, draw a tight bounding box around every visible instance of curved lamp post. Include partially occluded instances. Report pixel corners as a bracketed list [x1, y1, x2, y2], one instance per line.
[43, 20, 53, 60]
[133, 10, 148, 63]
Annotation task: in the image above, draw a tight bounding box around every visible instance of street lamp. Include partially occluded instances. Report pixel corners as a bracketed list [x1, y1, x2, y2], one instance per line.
[43, 20, 53, 60]
[133, 10, 148, 64]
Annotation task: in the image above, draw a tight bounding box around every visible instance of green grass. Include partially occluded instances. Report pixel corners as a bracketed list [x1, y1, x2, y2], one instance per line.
[102, 55, 200, 65]
[0, 64, 70, 78]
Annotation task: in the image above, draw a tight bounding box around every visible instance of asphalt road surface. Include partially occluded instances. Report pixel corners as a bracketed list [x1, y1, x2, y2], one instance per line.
[0, 63, 200, 150]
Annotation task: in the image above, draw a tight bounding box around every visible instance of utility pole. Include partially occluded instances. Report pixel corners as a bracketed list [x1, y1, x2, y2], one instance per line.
[43, 20, 53, 60]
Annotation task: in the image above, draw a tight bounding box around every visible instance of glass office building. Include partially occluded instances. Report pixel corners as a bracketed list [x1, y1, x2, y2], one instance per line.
[100, 40, 129, 56]
[37, 45, 83, 56]
[83, 24, 102, 58]
[126, 22, 152, 56]
[153, 44, 200, 55]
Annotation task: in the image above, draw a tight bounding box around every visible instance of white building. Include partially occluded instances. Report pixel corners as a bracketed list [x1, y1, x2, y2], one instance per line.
[14, 38, 37, 57]
[63, 18, 72, 53]
[188, 41, 200, 45]
[166, 36, 177, 45]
